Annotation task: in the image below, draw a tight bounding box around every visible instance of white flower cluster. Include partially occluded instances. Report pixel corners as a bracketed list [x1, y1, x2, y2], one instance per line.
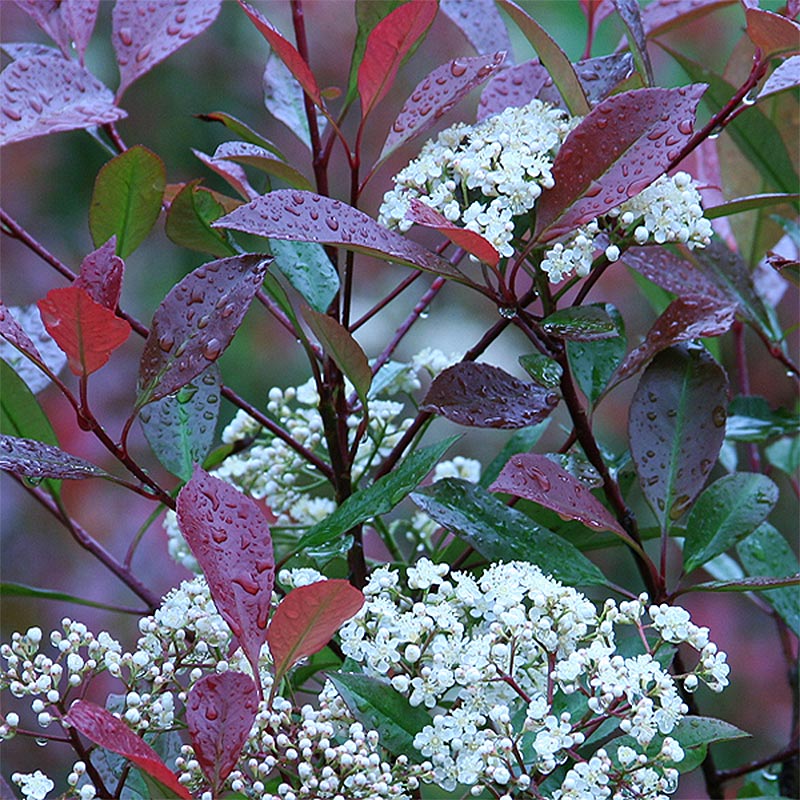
[338, 560, 728, 799]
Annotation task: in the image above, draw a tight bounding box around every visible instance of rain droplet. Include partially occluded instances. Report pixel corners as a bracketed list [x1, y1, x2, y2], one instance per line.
[35, 738, 48, 747]
[118, 28, 133, 46]
[498, 306, 516, 319]
[158, 334, 175, 353]
[202, 338, 222, 360]
[450, 60, 467, 77]
[205, 708, 219, 721]
[712, 406, 726, 427]
[669, 494, 692, 520]
[677, 119, 694, 135]
[325, 216, 339, 231]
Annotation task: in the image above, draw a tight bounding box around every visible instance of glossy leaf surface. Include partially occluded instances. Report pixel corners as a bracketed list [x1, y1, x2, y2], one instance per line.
[541, 305, 618, 340]
[0, 435, 109, 481]
[270, 240, 339, 313]
[74, 238, 124, 310]
[13, 0, 99, 62]
[38, 286, 131, 377]
[137, 254, 268, 405]
[758, 55, 800, 100]
[412, 479, 607, 586]
[193, 147, 257, 201]
[613, 0, 653, 85]
[440, 0, 513, 60]
[641, 0, 736, 37]
[65, 700, 191, 799]
[176, 468, 275, 684]
[479, 423, 549, 488]
[186, 672, 259, 793]
[0, 54, 125, 146]
[165, 180, 237, 257]
[268, 580, 364, 685]
[421, 362, 559, 429]
[745, 7, 800, 57]
[113, 0, 222, 99]
[213, 141, 312, 191]
[725, 396, 799, 443]
[518, 353, 562, 389]
[629, 345, 728, 531]
[89, 146, 166, 259]
[0, 302, 51, 389]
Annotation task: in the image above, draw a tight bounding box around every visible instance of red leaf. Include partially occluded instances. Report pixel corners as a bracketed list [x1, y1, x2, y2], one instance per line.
[13, 0, 100, 62]
[534, 85, 707, 242]
[113, 0, 222, 99]
[758, 55, 800, 100]
[237, 0, 322, 107]
[358, 0, 438, 119]
[746, 8, 800, 57]
[380, 51, 506, 163]
[137, 254, 269, 405]
[439, 0, 513, 61]
[37, 286, 131, 377]
[268, 580, 364, 685]
[74, 238, 124, 310]
[406, 199, 500, 267]
[421, 362, 560, 429]
[0, 54, 126, 146]
[65, 700, 191, 799]
[489, 453, 631, 540]
[187, 672, 259, 794]
[642, 0, 737, 38]
[176, 468, 275, 690]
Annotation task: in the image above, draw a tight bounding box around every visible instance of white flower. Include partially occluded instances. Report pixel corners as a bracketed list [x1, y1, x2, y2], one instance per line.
[12, 771, 54, 800]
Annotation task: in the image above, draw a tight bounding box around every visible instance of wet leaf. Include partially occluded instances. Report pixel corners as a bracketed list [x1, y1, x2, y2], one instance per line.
[480, 423, 550, 488]
[74, 238, 124, 310]
[725, 396, 798, 442]
[186, 672, 259, 794]
[440, 0, 513, 61]
[613, 0, 653, 85]
[421, 362, 559, 429]
[268, 580, 364, 686]
[412, 479, 608, 586]
[165, 180, 237, 258]
[327, 672, 429, 762]
[193, 147, 257, 201]
[38, 285, 131, 377]
[542, 305, 618, 340]
[534, 85, 706, 242]
[0, 54, 125, 146]
[89, 146, 166, 259]
[357, 0, 438, 119]
[213, 190, 468, 281]
[706, 192, 800, 219]
[176, 467, 275, 687]
[65, 700, 191, 800]
[113, 0, 222, 99]
[746, 7, 800, 58]
[642, 0, 737, 38]
[213, 141, 312, 191]
[0, 435, 110, 481]
[489, 453, 632, 542]
[629, 344, 729, 532]
[518, 353, 562, 388]
[269, 239, 339, 313]
[299, 436, 458, 549]
[13, 0, 100, 62]
[139, 364, 221, 481]
[683, 473, 779, 575]
[196, 111, 285, 155]
[0, 302, 58, 391]
[137, 254, 269, 406]
[379, 51, 506, 163]
[0, 581, 144, 613]
[758, 55, 800, 100]
[477, 59, 550, 119]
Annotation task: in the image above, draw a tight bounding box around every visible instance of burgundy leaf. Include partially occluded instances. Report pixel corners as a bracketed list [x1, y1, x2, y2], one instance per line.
[629, 344, 729, 530]
[0, 434, 109, 480]
[380, 51, 506, 163]
[113, 0, 222, 99]
[60, 0, 100, 62]
[237, 0, 322, 107]
[358, 0, 438, 119]
[65, 700, 191, 799]
[489, 453, 630, 540]
[137, 254, 269, 405]
[406, 199, 500, 267]
[193, 148, 258, 201]
[613, 0, 653, 85]
[642, 0, 737, 37]
[213, 190, 468, 281]
[580, 0, 616, 44]
[213, 141, 313, 190]
[478, 59, 550, 120]
[38, 285, 131, 377]
[268, 580, 364, 685]
[0, 301, 46, 366]
[534, 85, 707, 242]
[177, 468, 275, 690]
[0, 54, 126, 146]
[421, 362, 560, 429]
[13, 0, 99, 62]
[74, 238, 124, 310]
[539, 54, 636, 109]
[610, 295, 736, 389]
[186, 672, 259, 794]
[440, 0, 513, 61]
[759, 55, 800, 100]
[745, 7, 800, 57]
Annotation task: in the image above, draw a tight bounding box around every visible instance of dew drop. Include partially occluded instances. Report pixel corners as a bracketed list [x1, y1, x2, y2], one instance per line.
[325, 216, 339, 231]
[136, 45, 152, 63]
[212, 529, 228, 544]
[669, 494, 692, 520]
[711, 406, 726, 427]
[677, 119, 694, 135]
[595, 118, 608, 129]
[118, 28, 133, 46]
[158, 334, 175, 353]
[498, 306, 516, 319]
[35, 738, 48, 748]
[450, 60, 468, 77]
[205, 708, 219, 721]
[3, 107, 22, 121]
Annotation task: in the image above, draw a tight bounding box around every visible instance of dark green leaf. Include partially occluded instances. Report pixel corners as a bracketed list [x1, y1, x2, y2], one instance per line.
[706, 192, 800, 219]
[518, 353, 562, 388]
[725, 396, 799, 442]
[271, 240, 339, 313]
[542, 305, 617, 340]
[683, 574, 800, 594]
[0, 582, 144, 613]
[765, 436, 800, 476]
[165, 180, 237, 258]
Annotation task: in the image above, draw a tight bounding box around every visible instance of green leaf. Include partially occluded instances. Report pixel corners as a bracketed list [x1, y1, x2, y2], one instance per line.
[737, 523, 800, 636]
[706, 192, 800, 219]
[725, 395, 799, 442]
[671, 715, 750, 748]
[89, 145, 166, 259]
[271, 240, 339, 313]
[327, 672, 430, 762]
[683, 473, 779, 575]
[541, 305, 618, 340]
[299, 436, 459, 549]
[518, 353, 562, 388]
[479, 422, 550, 488]
[196, 112, 286, 157]
[765, 436, 800, 476]
[165, 180, 237, 257]
[412, 479, 608, 587]
[0, 582, 143, 613]
[683, 574, 800, 594]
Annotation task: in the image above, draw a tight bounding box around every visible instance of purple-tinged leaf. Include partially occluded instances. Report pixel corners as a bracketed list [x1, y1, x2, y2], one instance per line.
[165, 180, 238, 258]
[65, 700, 191, 800]
[534, 85, 706, 242]
[489, 453, 632, 542]
[380, 51, 505, 163]
[176, 468, 275, 689]
[1, 42, 60, 59]
[613, 0, 653, 86]
[421, 362, 560, 429]
[440, 0, 513, 61]
[495, 0, 591, 116]
[406, 199, 500, 267]
[238, 0, 321, 107]
[137, 254, 269, 406]
[59, 0, 99, 63]
[629, 344, 729, 531]
[0, 54, 125, 147]
[580, 0, 616, 44]
[746, 7, 800, 58]
[12, 0, 99, 63]
[642, 0, 736, 38]
[113, 0, 222, 100]
[268, 580, 364, 686]
[478, 59, 550, 120]
[759, 55, 800, 100]
[0, 434, 110, 481]
[213, 141, 312, 191]
[213, 190, 469, 282]
[609, 296, 736, 390]
[539, 54, 636, 110]
[74, 238, 124, 310]
[197, 111, 285, 156]
[186, 672, 259, 795]
[358, 0, 438, 119]
[0, 302, 46, 368]
[193, 148, 257, 201]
